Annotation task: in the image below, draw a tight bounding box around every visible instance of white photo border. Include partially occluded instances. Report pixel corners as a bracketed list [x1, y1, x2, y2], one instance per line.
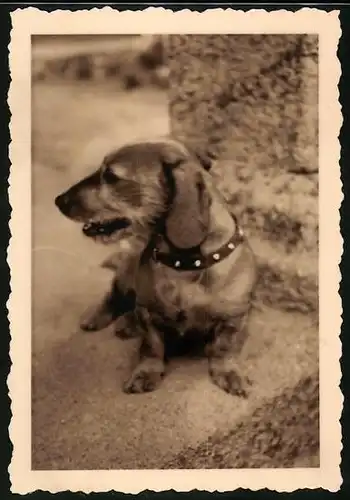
[7, 6, 343, 494]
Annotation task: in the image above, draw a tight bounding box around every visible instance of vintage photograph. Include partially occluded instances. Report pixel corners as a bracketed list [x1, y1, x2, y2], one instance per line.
[8, 8, 342, 494]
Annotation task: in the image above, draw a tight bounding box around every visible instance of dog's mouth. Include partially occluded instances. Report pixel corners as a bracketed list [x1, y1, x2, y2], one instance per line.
[82, 217, 131, 238]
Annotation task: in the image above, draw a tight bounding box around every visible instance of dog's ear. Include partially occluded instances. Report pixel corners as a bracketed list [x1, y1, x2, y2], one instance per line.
[163, 165, 210, 249]
[160, 142, 188, 168]
[161, 138, 213, 171]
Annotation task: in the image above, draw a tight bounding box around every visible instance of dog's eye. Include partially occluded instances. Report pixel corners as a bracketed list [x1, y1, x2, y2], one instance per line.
[103, 166, 118, 184]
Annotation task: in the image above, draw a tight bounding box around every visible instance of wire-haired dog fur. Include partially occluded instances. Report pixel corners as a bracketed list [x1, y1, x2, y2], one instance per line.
[55, 137, 258, 397]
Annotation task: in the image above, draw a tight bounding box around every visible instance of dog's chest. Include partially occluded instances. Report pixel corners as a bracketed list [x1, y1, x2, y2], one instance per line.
[154, 269, 211, 330]
[137, 262, 213, 331]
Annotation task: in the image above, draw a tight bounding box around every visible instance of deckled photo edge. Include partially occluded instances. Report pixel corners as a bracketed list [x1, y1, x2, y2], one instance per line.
[6, 6, 343, 495]
[318, 8, 343, 493]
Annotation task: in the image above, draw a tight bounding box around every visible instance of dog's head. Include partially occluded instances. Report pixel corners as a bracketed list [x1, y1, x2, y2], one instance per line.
[55, 138, 213, 247]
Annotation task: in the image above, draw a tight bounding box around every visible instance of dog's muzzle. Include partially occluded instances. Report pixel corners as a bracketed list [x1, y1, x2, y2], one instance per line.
[55, 193, 131, 237]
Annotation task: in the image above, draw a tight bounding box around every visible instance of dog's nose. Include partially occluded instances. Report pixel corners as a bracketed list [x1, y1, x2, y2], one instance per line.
[55, 193, 70, 213]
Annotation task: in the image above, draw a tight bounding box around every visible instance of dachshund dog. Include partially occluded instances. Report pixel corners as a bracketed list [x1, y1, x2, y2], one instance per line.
[55, 137, 258, 397]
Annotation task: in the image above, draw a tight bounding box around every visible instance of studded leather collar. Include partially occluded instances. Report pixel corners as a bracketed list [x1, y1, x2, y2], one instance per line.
[152, 214, 245, 271]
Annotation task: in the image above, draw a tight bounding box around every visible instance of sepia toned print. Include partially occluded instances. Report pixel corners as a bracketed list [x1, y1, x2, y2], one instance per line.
[8, 7, 342, 494]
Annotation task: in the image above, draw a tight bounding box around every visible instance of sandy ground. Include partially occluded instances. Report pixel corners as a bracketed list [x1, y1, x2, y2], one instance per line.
[31, 80, 319, 469]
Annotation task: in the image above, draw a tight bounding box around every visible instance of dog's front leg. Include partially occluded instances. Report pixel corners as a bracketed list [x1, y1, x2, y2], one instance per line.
[114, 311, 141, 339]
[123, 308, 165, 394]
[80, 280, 136, 332]
[206, 316, 252, 398]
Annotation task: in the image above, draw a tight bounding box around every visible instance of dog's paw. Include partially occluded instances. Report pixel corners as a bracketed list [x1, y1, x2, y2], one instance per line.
[210, 368, 252, 398]
[114, 317, 140, 340]
[80, 308, 115, 332]
[123, 360, 165, 394]
[115, 327, 140, 340]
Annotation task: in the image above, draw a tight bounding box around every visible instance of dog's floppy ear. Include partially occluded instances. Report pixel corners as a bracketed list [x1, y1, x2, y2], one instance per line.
[161, 158, 210, 249]
[162, 138, 213, 171]
[160, 141, 188, 168]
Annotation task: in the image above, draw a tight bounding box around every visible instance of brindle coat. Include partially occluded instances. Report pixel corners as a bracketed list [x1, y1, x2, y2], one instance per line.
[55, 137, 258, 397]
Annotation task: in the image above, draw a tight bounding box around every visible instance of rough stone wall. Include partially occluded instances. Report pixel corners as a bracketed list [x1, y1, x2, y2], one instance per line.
[167, 34, 319, 313]
[167, 34, 318, 172]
